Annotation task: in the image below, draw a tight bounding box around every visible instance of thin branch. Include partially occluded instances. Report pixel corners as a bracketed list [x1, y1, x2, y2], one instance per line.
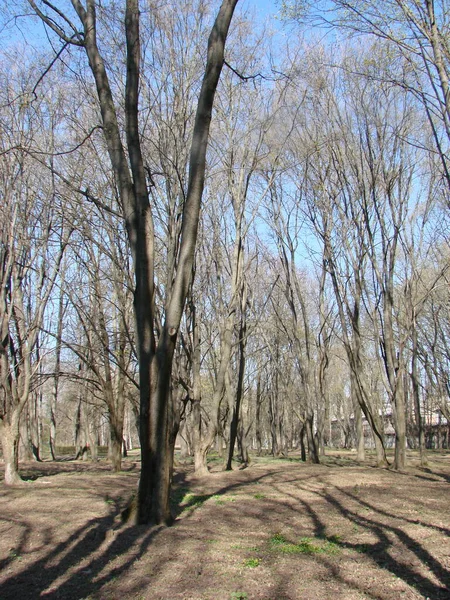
[31, 41, 70, 98]
[27, 0, 84, 46]
[224, 59, 269, 81]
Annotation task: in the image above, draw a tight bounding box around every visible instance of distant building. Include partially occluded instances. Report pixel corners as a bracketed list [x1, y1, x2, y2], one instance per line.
[330, 410, 449, 449]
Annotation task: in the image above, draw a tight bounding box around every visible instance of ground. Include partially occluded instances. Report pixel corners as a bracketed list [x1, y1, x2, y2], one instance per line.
[0, 451, 449, 600]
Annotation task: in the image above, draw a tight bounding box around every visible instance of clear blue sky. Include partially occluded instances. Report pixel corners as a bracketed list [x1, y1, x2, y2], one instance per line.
[243, 0, 280, 16]
[241, 0, 283, 24]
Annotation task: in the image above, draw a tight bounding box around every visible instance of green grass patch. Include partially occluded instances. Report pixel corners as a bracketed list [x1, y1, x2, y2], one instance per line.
[171, 487, 212, 512]
[172, 488, 236, 512]
[8, 549, 22, 561]
[181, 493, 212, 509]
[252, 455, 297, 465]
[211, 494, 235, 505]
[243, 557, 260, 568]
[269, 533, 340, 555]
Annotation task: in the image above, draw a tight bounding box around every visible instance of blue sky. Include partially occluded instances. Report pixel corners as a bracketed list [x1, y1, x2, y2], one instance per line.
[243, 0, 280, 16]
[1, 0, 285, 48]
[241, 0, 284, 25]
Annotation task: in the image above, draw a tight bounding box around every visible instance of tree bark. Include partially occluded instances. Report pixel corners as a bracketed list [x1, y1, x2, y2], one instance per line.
[0, 419, 22, 485]
[411, 309, 427, 465]
[351, 371, 365, 461]
[35, 0, 239, 523]
[137, 0, 239, 521]
[226, 285, 247, 470]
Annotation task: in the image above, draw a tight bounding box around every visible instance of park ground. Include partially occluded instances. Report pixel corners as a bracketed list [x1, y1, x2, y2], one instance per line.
[0, 450, 449, 600]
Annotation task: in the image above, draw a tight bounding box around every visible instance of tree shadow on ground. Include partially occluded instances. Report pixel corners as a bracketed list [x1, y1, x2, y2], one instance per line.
[170, 465, 450, 599]
[1, 460, 449, 600]
[265, 473, 450, 599]
[0, 469, 265, 600]
[0, 497, 160, 600]
[412, 467, 450, 484]
[319, 487, 450, 598]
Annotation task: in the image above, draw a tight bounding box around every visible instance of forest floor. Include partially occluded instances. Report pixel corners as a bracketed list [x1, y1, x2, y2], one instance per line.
[0, 450, 449, 600]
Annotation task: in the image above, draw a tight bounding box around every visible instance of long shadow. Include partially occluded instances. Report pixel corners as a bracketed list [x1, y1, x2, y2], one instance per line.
[0, 516, 33, 573]
[238, 469, 450, 599]
[317, 486, 450, 599]
[331, 482, 450, 537]
[1, 468, 274, 599]
[0, 498, 159, 600]
[412, 468, 450, 484]
[2, 461, 449, 599]
[169, 468, 388, 600]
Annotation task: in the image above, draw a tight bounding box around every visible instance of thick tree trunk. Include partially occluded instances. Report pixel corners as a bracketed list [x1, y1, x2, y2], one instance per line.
[1, 419, 22, 485]
[138, 2, 239, 511]
[137, 332, 174, 524]
[36, 0, 239, 524]
[109, 415, 124, 472]
[305, 413, 319, 463]
[194, 443, 210, 476]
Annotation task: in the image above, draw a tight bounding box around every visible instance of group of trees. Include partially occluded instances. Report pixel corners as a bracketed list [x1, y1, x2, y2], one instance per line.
[1, 0, 449, 523]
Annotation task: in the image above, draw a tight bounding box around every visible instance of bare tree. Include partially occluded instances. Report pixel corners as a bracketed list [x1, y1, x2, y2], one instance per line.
[26, 0, 238, 523]
[282, 0, 450, 190]
[0, 150, 69, 483]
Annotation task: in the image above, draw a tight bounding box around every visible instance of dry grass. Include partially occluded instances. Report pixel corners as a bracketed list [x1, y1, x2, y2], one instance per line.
[0, 450, 449, 599]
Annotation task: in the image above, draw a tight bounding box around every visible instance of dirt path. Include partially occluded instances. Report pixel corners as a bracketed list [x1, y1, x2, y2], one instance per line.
[0, 452, 449, 599]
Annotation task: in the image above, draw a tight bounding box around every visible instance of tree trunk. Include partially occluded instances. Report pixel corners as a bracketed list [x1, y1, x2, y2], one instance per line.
[393, 367, 407, 470]
[137, 332, 174, 524]
[237, 423, 249, 466]
[109, 415, 124, 472]
[50, 276, 65, 461]
[74, 395, 87, 460]
[351, 372, 365, 461]
[269, 392, 280, 456]
[325, 243, 388, 466]
[299, 423, 307, 462]
[411, 315, 427, 466]
[139, 4, 239, 512]
[194, 443, 210, 476]
[178, 420, 191, 459]
[255, 376, 263, 455]
[189, 296, 212, 476]
[28, 0, 238, 524]
[226, 307, 247, 470]
[1, 419, 22, 485]
[305, 413, 319, 463]
[354, 404, 365, 461]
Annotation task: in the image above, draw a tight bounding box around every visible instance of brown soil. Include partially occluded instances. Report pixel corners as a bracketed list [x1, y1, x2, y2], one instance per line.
[0, 451, 449, 600]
